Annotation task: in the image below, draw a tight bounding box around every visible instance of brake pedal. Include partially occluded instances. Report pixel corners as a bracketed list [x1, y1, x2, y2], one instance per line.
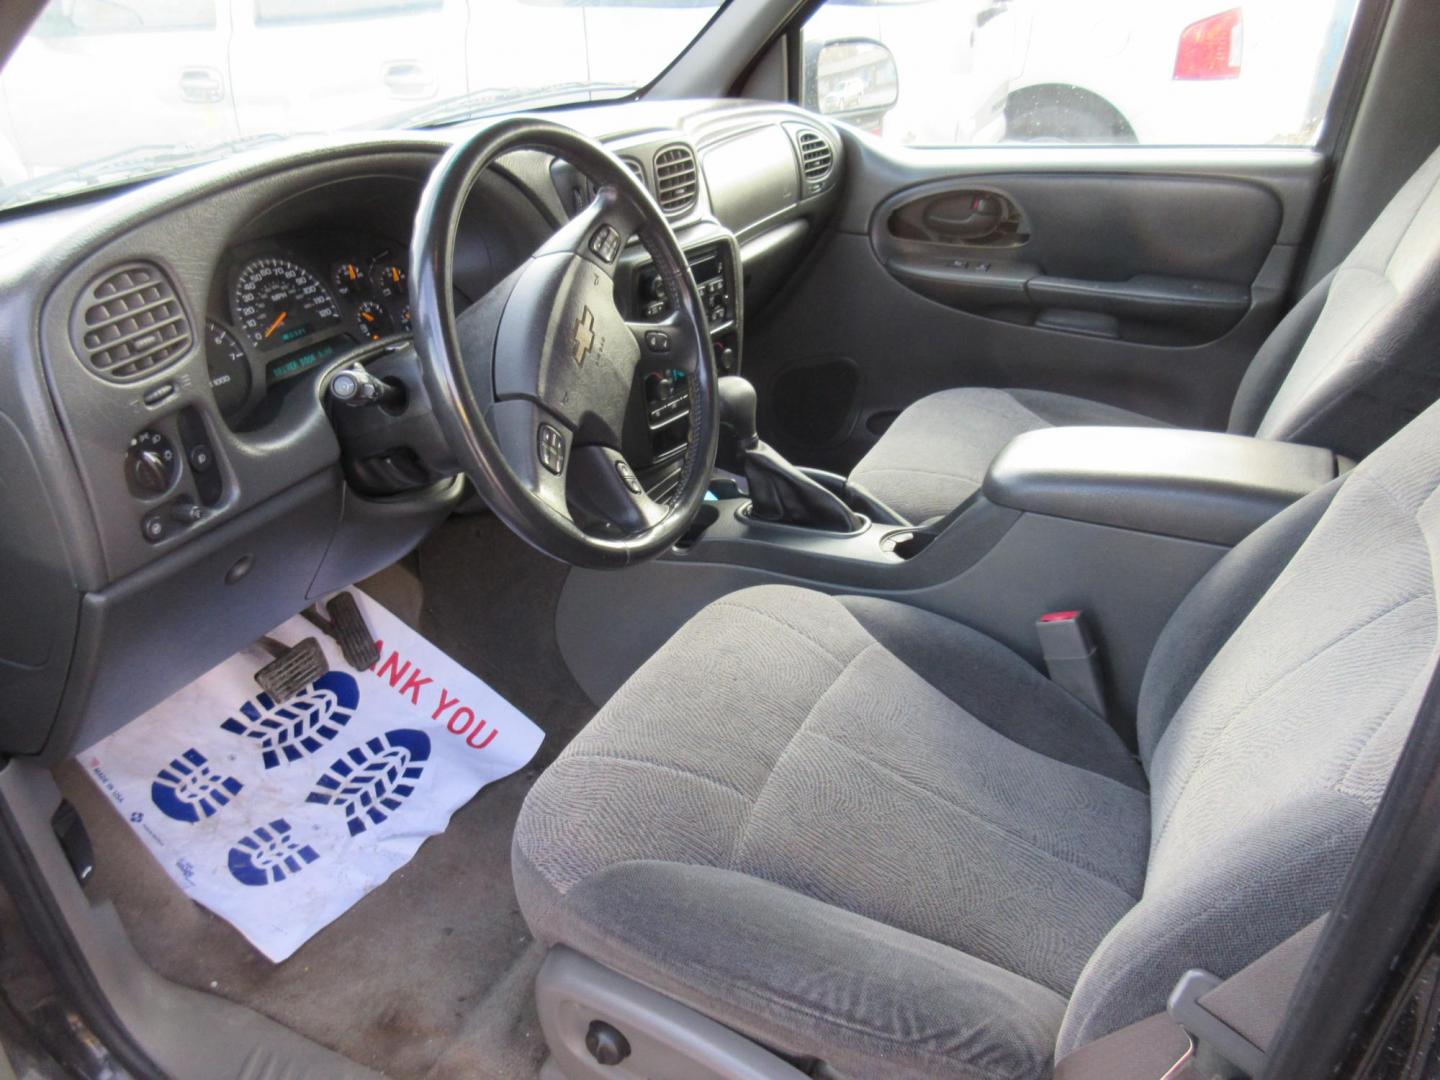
[254, 636, 329, 704]
[302, 592, 380, 672]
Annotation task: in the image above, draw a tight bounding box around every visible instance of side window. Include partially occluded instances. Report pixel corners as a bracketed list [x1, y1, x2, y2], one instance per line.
[32, 0, 216, 35]
[254, 0, 441, 25]
[800, 0, 1364, 147]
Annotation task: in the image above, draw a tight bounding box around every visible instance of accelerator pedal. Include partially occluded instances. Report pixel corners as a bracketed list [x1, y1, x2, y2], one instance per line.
[302, 592, 380, 672]
[253, 636, 329, 704]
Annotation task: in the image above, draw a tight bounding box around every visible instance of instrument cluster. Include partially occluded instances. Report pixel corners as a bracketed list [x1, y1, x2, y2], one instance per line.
[205, 231, 412, 425]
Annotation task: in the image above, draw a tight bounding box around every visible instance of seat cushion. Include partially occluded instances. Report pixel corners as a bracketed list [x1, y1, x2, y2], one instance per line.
[514, 585, 1150, 1079]
[849, 388, 1168, 523]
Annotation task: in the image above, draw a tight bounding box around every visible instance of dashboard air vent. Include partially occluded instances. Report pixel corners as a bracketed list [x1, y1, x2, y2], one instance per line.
[653, 144, 698, 216]
[73, 261, 191, 381]
[797, 129, 835, 181]
[621, 156, 645, 186]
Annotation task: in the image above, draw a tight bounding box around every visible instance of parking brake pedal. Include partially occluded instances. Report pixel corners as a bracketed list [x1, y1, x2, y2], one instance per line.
[302, 592, 380, 672]
[254, 636, 329, 704]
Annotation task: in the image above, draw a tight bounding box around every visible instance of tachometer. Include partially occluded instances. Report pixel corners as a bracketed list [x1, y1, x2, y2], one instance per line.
[205, 321, 252, 420]
[231, 257, 340, 349]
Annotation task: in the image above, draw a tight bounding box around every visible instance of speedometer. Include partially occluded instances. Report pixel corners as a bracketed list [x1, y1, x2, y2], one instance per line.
[231, 257, 340, 349]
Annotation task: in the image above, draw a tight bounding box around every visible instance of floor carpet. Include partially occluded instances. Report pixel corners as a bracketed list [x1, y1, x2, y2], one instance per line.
[55, 513, 596, 1079]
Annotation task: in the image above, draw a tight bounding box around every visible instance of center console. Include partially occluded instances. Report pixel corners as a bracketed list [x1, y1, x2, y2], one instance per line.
[615, 226, 742, 501]
[556, 423, 1349, 742]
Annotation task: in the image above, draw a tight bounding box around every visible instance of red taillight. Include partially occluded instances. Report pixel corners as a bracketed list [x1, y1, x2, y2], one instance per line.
[1174, 8, 1243, 80]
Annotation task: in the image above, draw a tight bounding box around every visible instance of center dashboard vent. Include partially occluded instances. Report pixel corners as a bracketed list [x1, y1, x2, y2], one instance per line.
[653, 144, 698, 216]
[796, 128, 835, 181]
[72, 261, 192, 381]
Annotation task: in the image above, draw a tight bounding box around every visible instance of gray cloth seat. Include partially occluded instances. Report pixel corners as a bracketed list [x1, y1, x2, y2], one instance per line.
[513, 395, 1440, 1078]
[849, 142, 1440, 524]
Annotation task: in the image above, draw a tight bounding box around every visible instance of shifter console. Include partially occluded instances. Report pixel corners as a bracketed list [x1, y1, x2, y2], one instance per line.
[719, 376, 861, 533]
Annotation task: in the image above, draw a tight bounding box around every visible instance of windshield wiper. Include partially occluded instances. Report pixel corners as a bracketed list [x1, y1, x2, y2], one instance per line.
[387, 81, 637, 130]
[0, 134, 287, 212]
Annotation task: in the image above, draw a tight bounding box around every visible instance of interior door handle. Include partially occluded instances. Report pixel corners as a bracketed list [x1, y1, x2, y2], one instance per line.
[923, 195, 1003, 240]
[382, 61, 436, 100]
[178, 67, 224, 105]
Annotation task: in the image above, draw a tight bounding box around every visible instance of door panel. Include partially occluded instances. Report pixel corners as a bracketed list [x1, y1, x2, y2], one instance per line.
[746, 140, 1324, 472]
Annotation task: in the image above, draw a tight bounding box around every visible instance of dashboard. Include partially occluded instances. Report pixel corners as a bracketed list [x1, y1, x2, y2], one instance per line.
[0, 99, 845, 763]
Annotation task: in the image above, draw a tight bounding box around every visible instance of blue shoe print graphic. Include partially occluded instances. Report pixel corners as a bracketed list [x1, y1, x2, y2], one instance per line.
[220, 671, 359, 769]
[151, 749, 243, 824]
[306, 729, 431, 836]
[228, 818, 320, 886]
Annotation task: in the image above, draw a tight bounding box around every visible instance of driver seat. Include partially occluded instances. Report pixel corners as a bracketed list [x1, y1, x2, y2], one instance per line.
[847, 142, 1440, 524]
[512, 396, 1440, 1078]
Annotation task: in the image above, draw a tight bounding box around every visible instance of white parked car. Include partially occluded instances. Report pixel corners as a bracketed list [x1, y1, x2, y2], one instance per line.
[1002, 0, 1361, 144]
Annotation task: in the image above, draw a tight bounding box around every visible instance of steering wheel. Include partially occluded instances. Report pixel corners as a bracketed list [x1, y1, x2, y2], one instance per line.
[410, 117, 718, 569]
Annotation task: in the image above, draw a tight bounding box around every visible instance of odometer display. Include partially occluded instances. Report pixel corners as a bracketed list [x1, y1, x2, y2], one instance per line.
[232, 257, 340, 349]
[266, 340, 342, 384]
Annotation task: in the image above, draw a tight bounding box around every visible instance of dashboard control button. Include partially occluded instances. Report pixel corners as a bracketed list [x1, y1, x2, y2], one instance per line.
[169, 500, 203, 525]
[644, 329, 671, 353]
[537, 423, 565, 475]
[143, 382, 176, 406]
[141, 513, 165, 543]
[188, 444, 214, 472]
[126, 429, 179, 496]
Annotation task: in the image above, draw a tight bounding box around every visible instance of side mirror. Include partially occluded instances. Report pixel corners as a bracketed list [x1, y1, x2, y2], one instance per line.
[805, 37, 900, 127]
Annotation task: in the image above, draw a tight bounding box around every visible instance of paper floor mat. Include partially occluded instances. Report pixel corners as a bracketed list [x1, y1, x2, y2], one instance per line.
[80, 589, 543, 962]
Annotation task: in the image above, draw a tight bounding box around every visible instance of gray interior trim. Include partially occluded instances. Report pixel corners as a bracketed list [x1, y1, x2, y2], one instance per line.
[833, 139, 1325, 243]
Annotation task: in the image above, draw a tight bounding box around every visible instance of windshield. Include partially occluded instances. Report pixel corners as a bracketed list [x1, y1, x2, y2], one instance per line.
[0, 0, 725, 211]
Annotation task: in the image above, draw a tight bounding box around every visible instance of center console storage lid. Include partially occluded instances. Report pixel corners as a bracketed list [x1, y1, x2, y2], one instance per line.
[983, 427, 1342, 546]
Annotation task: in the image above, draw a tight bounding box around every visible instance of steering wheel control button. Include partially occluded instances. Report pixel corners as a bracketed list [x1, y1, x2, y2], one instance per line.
[644, 329, 671, 353]
[589, 224, 622, 263]
[126, 429, 179, 496]
[537, 423, 566, 475]
[141, 513, 165, 543]
[615, 458, 643, 495]
[188, 443, 214, 472]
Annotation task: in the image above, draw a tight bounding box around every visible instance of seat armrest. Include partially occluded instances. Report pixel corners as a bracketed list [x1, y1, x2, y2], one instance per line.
[983, 427, 1342, 546]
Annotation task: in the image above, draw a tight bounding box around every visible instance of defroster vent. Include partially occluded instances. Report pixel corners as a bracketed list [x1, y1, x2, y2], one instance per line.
[72, 261, 192, 381]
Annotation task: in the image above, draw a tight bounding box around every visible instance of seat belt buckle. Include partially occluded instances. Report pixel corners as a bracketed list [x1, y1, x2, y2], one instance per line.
[1036, 610, 1107, 717]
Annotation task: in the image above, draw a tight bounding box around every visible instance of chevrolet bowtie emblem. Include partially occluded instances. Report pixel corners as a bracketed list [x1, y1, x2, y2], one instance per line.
[572, 306, 596, 367]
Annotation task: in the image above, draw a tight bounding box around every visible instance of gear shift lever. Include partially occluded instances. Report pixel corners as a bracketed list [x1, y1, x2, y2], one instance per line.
[718, 375, 861, 532]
